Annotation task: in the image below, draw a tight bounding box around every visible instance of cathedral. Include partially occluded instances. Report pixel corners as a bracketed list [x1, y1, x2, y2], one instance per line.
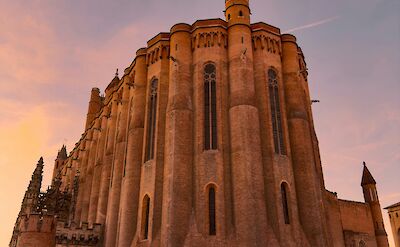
[10, 1, 391, 246]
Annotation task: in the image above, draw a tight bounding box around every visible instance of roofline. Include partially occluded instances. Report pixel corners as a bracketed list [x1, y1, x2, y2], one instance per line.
[384, 202, 400, 209]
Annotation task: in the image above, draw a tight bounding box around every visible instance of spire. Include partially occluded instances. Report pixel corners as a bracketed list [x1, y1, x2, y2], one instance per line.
[105, 68, 120, 92]
[361, 161, 376, 186]
[27, 157, 44, 193]
[20, 157, 44, 215]
[57, 145, 68, 160]
[112, 68, 120, 82]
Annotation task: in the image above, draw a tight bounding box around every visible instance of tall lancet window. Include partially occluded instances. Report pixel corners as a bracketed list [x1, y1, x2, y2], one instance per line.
[281, 183, 290, 224]
[145, 78, 158, 162]
[268, 69, 286, 155]
[141, 195, 150, 240]
[204, 63, 217, 150]
[208, 186, 216, 235]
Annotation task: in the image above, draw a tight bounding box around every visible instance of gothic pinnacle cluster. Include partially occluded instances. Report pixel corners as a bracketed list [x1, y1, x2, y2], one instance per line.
[11, 1, 390, 247]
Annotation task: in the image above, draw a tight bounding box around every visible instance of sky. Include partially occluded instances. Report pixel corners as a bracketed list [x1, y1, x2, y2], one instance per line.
[0, 0, 399, 246]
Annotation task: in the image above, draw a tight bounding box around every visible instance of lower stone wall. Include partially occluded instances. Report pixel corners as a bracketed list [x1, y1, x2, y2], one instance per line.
[325, 190, 346, 247]
[338, 199, 377, 247]
[16, 232, 55, 247]
[16, 214, 56, 247]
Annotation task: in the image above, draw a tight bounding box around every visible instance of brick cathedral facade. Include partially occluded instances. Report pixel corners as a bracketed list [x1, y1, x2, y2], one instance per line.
[10, 1, 391, 246]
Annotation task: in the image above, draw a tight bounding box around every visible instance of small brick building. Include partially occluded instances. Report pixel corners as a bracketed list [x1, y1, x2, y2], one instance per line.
[385, 202, 400, 247]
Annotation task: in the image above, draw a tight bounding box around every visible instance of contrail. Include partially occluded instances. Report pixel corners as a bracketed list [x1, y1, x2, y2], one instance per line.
[284, 16, 340, 33]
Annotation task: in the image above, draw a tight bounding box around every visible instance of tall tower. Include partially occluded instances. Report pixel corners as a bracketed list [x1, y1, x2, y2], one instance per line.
[361, 162, 389, 247]
[225, 0, 279, 246]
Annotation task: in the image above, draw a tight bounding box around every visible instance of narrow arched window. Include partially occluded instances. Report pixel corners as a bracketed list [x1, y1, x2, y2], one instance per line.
[204, 63, 217, 150]
[145, 79, 158, 162]
[268, 69, 286, 155]
[281, 183, 290, 224]
[209, 187, 216, 235]
[369, 188, 375, 201]
[141, 195, 151, 240]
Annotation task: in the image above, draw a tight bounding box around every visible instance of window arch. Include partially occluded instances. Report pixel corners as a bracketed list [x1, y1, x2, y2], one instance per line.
[281, 182, 290, 224]
[204, 63, 217, 150]
[268, 69, 286, 155]
[208, 186, 216, 235]
[141, 195, 151, 240]
[145, 78, 158, 162]
[239, 10, 243, 17]
[369, 188, 376, 201]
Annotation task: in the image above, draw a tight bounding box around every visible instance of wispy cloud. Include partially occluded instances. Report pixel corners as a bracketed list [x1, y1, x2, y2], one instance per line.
[284, 16, 340, 33]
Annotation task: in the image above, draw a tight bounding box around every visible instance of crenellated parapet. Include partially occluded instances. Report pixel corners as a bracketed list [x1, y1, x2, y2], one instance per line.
[13, 214, 56, 247]
[55, 221, 102, 246]
[18, 213, 56, 233]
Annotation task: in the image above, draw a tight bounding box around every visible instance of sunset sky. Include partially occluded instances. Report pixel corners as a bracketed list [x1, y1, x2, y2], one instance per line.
[0, 0, 399, 246]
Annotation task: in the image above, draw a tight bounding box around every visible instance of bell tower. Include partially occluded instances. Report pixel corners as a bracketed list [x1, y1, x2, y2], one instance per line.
[361, 162, 389, 247]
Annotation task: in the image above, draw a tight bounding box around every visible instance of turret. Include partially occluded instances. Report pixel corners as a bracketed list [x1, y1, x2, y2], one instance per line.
[225, 0, 279, 246]
[225, 0, 251, 27]
[361, 162, 389, 247]
[85, 87, 102, 130]
[160, 23, 194, 246]
[281, 34, 330, 246]
[52, 145, 67, 182]
[117, 47, 148, 246]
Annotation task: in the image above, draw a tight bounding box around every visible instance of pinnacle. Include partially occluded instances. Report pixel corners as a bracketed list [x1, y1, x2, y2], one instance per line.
[57, 145, 68, 160]
[361, 162, 376, 186]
